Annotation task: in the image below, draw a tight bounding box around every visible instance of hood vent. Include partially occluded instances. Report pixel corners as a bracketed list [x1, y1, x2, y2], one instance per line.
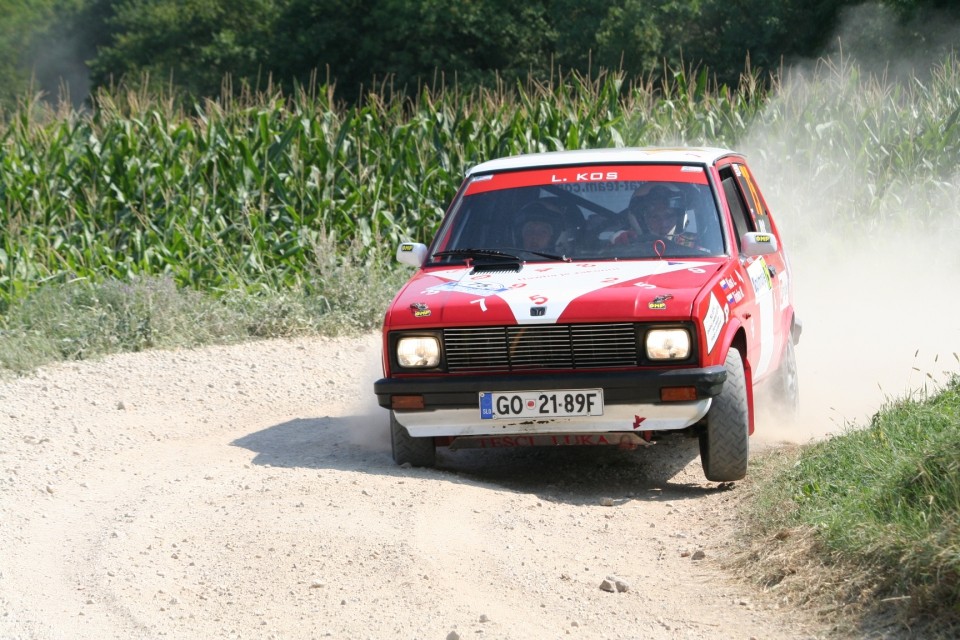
[470, 263, 521, 274]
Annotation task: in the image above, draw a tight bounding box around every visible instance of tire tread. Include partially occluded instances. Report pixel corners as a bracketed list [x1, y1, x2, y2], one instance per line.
[390, 412, 436, 467]
[700, 348, 750, 482]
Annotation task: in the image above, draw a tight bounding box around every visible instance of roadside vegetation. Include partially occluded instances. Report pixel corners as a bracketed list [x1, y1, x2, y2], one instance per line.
[3, 55, 958, 366]
[0, 236, 405, 374]
[4, 65, 772, 373]
[737, 370, 960, 638]
[1, 52, 959, 636]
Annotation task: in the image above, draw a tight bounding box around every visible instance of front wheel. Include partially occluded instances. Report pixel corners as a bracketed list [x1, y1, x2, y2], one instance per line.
[700, 347, 750, 482]
[390, 411, 436, 467]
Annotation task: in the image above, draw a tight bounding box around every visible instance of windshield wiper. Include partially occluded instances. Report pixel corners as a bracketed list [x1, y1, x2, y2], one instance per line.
[517, 249, 570, 261]
[433, 247, 570, 263]
[433, 248, 522, 261]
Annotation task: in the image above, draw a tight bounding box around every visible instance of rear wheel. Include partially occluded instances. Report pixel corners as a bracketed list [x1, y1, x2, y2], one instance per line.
[390, 411, 436, 467]
[771, 338, 799, 414]
[700, 348, 750, 482]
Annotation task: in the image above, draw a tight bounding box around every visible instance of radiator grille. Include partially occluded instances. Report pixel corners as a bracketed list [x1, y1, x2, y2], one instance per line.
[444, 323, 639, 372]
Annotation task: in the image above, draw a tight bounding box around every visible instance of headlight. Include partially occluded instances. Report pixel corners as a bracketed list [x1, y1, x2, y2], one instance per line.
[396, 336, 441, 368]
[645, 329, 691, 360]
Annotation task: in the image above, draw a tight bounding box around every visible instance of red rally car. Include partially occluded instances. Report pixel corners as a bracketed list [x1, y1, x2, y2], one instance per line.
[374, 147, 800, 482]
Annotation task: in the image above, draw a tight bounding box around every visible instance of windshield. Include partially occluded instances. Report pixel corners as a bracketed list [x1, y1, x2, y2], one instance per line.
[427, 164, 726, 264]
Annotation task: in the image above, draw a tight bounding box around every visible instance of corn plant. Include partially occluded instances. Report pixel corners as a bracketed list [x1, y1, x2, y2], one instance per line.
[2, 58, 959, 315]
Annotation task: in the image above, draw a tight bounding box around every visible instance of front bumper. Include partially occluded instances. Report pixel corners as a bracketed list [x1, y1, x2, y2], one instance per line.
[374, 366, 726, 437]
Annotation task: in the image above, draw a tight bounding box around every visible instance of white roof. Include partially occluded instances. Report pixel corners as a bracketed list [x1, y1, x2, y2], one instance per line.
[466, 146, 739, 176]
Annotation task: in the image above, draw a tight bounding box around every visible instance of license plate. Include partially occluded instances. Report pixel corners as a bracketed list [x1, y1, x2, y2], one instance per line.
[479, 390, 604, 420]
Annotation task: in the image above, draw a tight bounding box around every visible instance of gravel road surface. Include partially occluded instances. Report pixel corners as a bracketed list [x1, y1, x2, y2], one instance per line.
[0, 334, 826, 639]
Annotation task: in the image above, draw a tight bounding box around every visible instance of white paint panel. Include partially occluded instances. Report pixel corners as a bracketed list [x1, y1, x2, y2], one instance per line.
[395, 400, 713, 436]
[425, 261, 710, 324]
[755, 292, 775, 377]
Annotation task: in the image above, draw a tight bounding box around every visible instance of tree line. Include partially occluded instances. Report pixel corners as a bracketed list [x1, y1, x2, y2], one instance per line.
[1, 0, 957, 109]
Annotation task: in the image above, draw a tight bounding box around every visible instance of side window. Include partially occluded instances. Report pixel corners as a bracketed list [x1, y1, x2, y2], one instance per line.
[719, 166, 754, 250]
[732, 163, 771, 233]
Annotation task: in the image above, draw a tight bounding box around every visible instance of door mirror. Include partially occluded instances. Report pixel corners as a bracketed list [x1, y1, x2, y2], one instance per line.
[396, 242, 428, 267]
[740, 232, 778, 257]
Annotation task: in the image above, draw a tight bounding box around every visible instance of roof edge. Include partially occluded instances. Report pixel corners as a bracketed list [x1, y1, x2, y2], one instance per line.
[466, 146, 740, 176]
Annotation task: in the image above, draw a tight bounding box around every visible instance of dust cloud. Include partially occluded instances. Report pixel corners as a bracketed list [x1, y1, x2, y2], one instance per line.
[344, 333, 393, 454]
[754, 224, 960, 445]
[742, 13, 960, 444]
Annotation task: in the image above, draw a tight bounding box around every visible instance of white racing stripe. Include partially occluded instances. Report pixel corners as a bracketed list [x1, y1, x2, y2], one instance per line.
[425, 261, 710, 324]
[746, 258, 775, 376]
[756, 293, 774, 376]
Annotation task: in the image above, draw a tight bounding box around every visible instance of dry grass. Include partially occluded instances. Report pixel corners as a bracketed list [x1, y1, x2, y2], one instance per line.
[723, 446, 960, 639]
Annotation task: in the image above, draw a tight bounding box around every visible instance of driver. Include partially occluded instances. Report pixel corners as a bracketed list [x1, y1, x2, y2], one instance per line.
[602, 183, 709, 252]
[516, 201, 560, 252]
[627, 185, 682, 239]
[521, 217, 555, 251]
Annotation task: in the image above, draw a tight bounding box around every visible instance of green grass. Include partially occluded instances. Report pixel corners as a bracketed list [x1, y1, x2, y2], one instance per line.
[742, 370, 960, 636]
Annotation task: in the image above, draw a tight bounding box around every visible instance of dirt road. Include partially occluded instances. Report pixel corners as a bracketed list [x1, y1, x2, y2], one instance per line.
[0, 334, 825, 639]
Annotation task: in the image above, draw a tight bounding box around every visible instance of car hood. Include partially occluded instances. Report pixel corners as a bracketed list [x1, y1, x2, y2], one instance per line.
[390, 260, 722, 326]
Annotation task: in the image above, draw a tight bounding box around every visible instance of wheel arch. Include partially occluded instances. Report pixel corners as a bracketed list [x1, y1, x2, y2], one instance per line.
[716, 325, 755, 435]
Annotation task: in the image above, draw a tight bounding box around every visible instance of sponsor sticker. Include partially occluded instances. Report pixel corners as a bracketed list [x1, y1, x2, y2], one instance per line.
[648, 294, 673, 310]
[746, 257, 773, 295]
[410, 302, 431, 318]
[425, 280, 509, 297]
[470, 434, 614, 448]
[703, 292, 725, 354]
[719, 275, 744, 305]
[465, 166, 710, 195]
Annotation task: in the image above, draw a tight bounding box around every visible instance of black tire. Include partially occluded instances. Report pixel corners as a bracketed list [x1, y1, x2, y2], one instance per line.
[390, 411, 436, 467]
[700, 347, 750, 482]
[771, 338, 799, 414]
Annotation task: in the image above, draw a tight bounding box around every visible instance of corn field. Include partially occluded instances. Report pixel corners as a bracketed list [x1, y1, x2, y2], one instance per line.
[1, 58, 959, 314]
